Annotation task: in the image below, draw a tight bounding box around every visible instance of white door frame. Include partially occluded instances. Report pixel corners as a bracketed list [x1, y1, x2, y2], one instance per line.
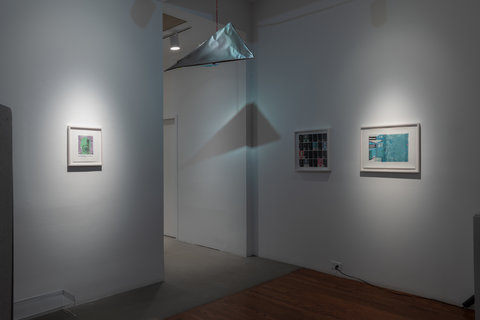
[163, 115, 179, 238]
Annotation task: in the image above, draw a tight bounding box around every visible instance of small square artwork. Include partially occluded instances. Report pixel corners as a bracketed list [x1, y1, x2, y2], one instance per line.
[361, 124, 420, 173]
[78, 136, 94, 155]
[68, 126, 102, 167]
[295, 129, 330, 172]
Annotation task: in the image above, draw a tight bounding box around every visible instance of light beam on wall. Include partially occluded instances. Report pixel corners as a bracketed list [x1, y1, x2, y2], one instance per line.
[165, 23, 254, 72]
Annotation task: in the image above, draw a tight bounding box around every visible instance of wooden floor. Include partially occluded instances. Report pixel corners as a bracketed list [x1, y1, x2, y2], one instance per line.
[167, 268, 473, 320]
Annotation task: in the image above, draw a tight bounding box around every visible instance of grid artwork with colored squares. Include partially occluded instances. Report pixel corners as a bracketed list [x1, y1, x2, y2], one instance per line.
[296, 130, 329, 170]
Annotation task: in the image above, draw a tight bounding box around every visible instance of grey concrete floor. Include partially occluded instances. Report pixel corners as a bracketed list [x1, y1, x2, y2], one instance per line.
[32, 237, 298, 320]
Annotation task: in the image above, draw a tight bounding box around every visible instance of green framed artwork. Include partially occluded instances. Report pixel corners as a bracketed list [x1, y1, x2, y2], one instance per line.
[67, 126, 103, 167]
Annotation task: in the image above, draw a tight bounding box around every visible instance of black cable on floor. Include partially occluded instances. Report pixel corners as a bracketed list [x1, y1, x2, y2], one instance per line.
[334, 266, 433, 300]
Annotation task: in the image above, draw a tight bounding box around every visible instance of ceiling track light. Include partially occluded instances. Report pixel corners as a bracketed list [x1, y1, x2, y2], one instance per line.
[163, 26, 192, 52]
[169, 33, 180, 51]
[163, 27, 192, 51]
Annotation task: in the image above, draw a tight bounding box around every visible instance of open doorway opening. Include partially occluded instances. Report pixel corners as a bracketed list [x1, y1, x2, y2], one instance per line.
[0, 105, 13, 320]
[163, 117, 178, 238]
[162, 2, 253, 257]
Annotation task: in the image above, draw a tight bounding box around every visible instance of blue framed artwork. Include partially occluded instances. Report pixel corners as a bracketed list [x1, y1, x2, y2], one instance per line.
[361, 124, 420, 173]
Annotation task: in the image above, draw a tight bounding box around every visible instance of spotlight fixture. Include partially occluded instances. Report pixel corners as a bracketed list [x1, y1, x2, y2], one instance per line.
[163, 26, 191, 52]
[170, 33, 180, 51]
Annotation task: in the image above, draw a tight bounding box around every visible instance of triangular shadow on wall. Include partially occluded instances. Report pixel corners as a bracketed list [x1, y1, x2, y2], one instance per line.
[183, 103, 280, 168]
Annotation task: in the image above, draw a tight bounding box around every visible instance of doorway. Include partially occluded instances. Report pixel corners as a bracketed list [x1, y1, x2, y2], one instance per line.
[0, 105, 13, 320]
[163, 117, 178, 238]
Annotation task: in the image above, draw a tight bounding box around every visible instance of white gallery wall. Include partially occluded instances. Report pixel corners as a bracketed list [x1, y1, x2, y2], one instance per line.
[0, 0, 164, 313]
[253, 0, 480, 305]
[163, 4, 250, 256]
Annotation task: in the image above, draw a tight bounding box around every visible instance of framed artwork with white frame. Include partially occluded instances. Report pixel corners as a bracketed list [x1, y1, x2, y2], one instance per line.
[67, 126, 103, 167]
[295, 129, 330, 172]
[360, 123, 420, 173]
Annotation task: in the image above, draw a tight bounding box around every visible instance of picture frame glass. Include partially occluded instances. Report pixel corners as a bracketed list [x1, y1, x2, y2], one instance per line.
[361, 124, 419, 173]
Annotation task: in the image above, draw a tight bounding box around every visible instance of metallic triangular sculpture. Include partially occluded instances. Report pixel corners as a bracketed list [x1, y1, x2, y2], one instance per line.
[165, 22, 254, 71]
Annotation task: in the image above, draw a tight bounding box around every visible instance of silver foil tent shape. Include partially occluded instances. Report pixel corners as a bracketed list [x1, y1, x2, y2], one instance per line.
[165, 22, 254, 71]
